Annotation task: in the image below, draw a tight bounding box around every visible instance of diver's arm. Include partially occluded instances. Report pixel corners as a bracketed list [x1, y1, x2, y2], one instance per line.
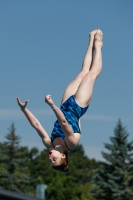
[16, 97, 51, 148]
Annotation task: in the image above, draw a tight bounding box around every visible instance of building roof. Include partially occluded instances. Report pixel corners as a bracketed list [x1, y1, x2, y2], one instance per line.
[0, 188, 42, 200]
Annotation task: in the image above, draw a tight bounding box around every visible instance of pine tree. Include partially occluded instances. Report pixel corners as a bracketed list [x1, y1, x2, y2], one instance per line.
[91, 120, 133, 200]
[0, 123, 31, 194]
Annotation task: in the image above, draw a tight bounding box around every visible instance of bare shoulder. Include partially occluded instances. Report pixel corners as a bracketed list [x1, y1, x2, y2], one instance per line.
[42, 137, 52, 149]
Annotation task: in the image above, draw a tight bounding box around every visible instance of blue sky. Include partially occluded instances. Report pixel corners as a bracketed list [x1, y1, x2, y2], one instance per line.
[0, 1, 133, 160]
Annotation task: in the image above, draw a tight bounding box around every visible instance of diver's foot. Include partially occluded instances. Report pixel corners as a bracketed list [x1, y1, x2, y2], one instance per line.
[94, 29, 103, 49]
[89, 29, 97, 47]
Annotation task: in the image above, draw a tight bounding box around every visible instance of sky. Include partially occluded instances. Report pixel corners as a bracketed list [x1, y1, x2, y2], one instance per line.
[0, 0, 133, 161]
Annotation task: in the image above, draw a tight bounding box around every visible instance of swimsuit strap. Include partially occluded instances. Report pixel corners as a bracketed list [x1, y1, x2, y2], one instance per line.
[51, 140, 55, 148]
[63, 138, 71, 151]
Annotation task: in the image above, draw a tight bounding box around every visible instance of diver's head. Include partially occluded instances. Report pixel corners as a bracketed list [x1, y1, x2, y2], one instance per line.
[49, 149, 69, 173]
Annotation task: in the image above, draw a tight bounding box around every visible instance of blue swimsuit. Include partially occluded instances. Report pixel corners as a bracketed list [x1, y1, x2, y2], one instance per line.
[51, 95, 89, 143]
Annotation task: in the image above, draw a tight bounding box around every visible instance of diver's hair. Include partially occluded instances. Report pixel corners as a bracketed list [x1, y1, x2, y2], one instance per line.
[52, 151, 69, 173]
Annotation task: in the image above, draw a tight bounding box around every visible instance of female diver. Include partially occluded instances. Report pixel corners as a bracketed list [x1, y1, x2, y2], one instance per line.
[16, 29, 103, 172]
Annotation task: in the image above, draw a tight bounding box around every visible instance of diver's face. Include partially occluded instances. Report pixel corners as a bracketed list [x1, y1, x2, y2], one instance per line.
[48, 149, 64, 167]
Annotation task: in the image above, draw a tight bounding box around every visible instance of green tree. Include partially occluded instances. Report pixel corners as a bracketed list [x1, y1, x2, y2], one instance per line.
[0, 123, 31, 194]
[30, 144, 98, 200]
[91, 120, 133, 200]
[0, 123, 99, 199]
[69, 144, 99, 183]
[46, 175, 82, 200]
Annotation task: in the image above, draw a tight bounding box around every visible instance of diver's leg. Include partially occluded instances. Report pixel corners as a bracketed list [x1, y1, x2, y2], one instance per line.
[61, 29, 97, 104]
[75, 30, 103, 107]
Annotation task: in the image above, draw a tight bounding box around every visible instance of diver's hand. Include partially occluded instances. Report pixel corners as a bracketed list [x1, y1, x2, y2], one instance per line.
[45, 94, 54, 107]
[16, 97, 29, 110]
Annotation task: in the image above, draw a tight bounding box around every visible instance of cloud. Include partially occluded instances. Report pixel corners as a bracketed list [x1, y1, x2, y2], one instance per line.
[0, 109, 132, 122]
[83, 114, 133, 122]
[0, 109, 54, 119]
[82, 114, 117, 122]
[31, 109, 54, 116]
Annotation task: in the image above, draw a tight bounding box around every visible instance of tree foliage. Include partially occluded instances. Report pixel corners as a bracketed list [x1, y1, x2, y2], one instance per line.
[30, 144, 98, 200]
[0, 123, 31, 194]
[0, 122, 99, 199]
[91, 120, 133, 200]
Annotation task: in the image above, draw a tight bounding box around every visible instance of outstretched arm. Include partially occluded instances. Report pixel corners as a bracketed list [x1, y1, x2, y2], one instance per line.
[45, 95, 76, 145]
[16, 97, 51, 148]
